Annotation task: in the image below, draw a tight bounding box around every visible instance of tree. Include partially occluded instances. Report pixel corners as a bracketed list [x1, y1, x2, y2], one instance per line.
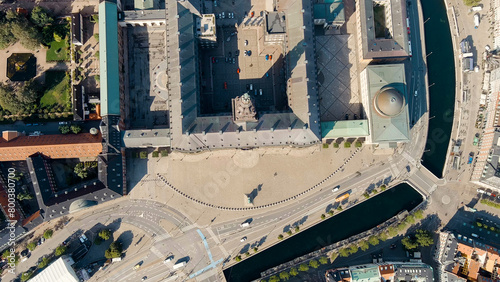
[294, 226, 300, 232]
[43, 229, 53, 239]
[380, 185, 387, 191]
[95, 74, 100, 83]
[30, 6, 53, 27]
[286, 230, 292, 236]
[379, 232, 388, 241]
[372, 189, 378, 194]
[344, 142, 351, 148]
[321, 214, 326, 220]
[359, 240, 370, 251]
[339, 248, 350, 257]
[309, 259, 320, 269]
[38, 257, 50, 269]
[415, 229, 434, 247]
[278, 234, 284, 240]
[10, 18, 42, 50]
[55, 245, 67, 256]
[463, 0, 481, 6]
[53, 32, 63, 42]
[17, 192, 33, 201]
[405, 214, 416, 224]
[401, 237, 418, 250]
[298, 263, 309, 272]
[99, 229, 112, 241]
[94, 33, 99, 42]
[414, 209, 424, 219]
[234, 255, 241, 262]
[349, 244, 358, 255]
[279, 271, 290, 281]
[328, 210, 334, 216]
[70, 124, 82, 134]
[337, 206, 343, 211]
[388, 226, 398, 237]
[59, 125, 70, 134]
[319, 256, 328, 265]
[91, 14, 99, 23]
[269, 275, 280, 282]
[27, 242, 36, 251]
[355, 141, 362, 147]
[368, 235, 380, 246]
[0, 23, 15, 49]
[74, 163, 88, 179]
[363, 192, 370, 199]
[21, 270, 34, 282]
[289, 267, 299, 276]
[105, 241, 122, 259]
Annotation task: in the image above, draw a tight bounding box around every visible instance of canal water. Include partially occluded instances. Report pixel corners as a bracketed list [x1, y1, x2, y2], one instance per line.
[223, 183, 423, 281]
[420, 0, 456, 178]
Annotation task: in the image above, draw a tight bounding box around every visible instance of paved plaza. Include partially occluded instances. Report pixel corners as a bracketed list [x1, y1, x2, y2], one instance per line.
[126, 26, 169, 129]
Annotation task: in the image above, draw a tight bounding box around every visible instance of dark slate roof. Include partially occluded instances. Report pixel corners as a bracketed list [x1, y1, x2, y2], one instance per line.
[266, 12, 286, 34]
[71, 13, 83, 45]
[72, 85, 84, 121]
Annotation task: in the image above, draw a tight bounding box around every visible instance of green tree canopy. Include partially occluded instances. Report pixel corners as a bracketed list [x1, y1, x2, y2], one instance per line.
[21, 270, 34, 282]
[38, 257, 50, 269]
[401, 237, 418, 250]
[27, 242, 36, 251]
[319, 256, 329, 265]
[279, 271, 290, 281]
[70, 124, 82, 134]
[55, 245, 67, 256]
[368, 235, 380, 246]
[414, 209, 424, 219]
[105, 241, 123, 259]
[99, 229, 112, 240]
[359, 240, 370, 251]
[0, 23, 15, 49]
[10, 17, 42, 50]
[309, 259, 320, 269]
[17, 192, 33, 201]
[289, 267, 299, 276]
[379, 232, 389, 241]
[339, 248, 350, 257]
[59, 125, 70, 134]
[269, 275, 280, 282]
[30, 6, 53, 27]
[43, 229, 53, 239]
[349, 244, 359, 255]
[298, 263, 309, 272]
[415, 229, 434, 247]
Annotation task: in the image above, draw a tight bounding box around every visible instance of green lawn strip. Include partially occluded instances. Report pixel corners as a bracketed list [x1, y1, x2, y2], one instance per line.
[40, 72, 70, 107]
[46, 37, 69, 62]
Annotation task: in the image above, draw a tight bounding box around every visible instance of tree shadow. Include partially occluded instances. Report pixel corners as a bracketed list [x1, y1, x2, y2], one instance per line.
[116, 230, 135, 252]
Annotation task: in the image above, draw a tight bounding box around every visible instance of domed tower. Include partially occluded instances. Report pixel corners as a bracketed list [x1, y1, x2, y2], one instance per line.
[373, 87, 405, 118]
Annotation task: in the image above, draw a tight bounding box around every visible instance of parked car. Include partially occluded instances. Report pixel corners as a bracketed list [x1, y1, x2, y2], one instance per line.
[224, 82, 228, 89]
[265, 54, 269, 61]
[332, 185, 340, 192]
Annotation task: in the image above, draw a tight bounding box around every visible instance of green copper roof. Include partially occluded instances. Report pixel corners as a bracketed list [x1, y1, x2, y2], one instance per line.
[321, 120, 370, 139]
[350, 266, 380, 281]
[99, 1, 120, 116]
[134, 0, 158, 10]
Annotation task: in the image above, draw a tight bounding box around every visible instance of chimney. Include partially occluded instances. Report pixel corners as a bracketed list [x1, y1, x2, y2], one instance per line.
[2, 131, 19, 142]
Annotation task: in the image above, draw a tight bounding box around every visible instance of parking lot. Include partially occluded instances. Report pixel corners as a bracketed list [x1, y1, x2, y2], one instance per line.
[200, 1, 286, 114]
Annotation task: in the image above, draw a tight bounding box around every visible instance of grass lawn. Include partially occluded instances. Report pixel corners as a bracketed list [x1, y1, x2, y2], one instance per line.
[46, 37, 69, 62]
[40, 71, 71, 108]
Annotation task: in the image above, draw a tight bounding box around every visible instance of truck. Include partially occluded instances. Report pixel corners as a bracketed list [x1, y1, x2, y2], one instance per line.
[474, 13, 480, 29]
[173, 262, 186, 269]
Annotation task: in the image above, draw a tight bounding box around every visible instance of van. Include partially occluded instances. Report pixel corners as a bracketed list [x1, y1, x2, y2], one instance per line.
[164, 256, 174, 264]
[249, 84, 253, 90]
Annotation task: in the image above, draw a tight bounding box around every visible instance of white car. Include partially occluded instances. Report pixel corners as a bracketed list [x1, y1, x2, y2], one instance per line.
[244, 40, 248, 46]
[222, 12, 225, 19]
[240, 237, 247, 242]
[414, 90, 418, 97]
[163, 256, 174, 264]
[332, 186, 340, 192]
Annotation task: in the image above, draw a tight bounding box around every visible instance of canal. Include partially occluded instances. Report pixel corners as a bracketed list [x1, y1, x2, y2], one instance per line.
[420, 0, 456, 178]
[223, 183, 423, 282]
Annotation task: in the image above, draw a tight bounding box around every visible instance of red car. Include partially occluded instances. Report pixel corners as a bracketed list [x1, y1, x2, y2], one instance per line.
[269, 55, 272, 60]
[224, 82, 228, 89]
[236, 68, 240, 74]
[212, 57, 216, 63]
[251, 11, 254, 17]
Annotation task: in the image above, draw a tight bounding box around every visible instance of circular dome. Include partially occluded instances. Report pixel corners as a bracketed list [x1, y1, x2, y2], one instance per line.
[374, 87, 405, 117]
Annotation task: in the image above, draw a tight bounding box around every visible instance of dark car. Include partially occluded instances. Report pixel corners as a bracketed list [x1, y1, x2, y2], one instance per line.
[228, 51, 232, 57]
[235, 50, 240, 56]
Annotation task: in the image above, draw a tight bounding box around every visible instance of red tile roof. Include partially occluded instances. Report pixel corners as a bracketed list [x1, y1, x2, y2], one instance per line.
[0, 133, 103, 161]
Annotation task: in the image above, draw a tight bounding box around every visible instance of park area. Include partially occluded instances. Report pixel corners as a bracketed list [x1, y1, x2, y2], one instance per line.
[45, 24, 71, 62]
[40, 71, 71, 109]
